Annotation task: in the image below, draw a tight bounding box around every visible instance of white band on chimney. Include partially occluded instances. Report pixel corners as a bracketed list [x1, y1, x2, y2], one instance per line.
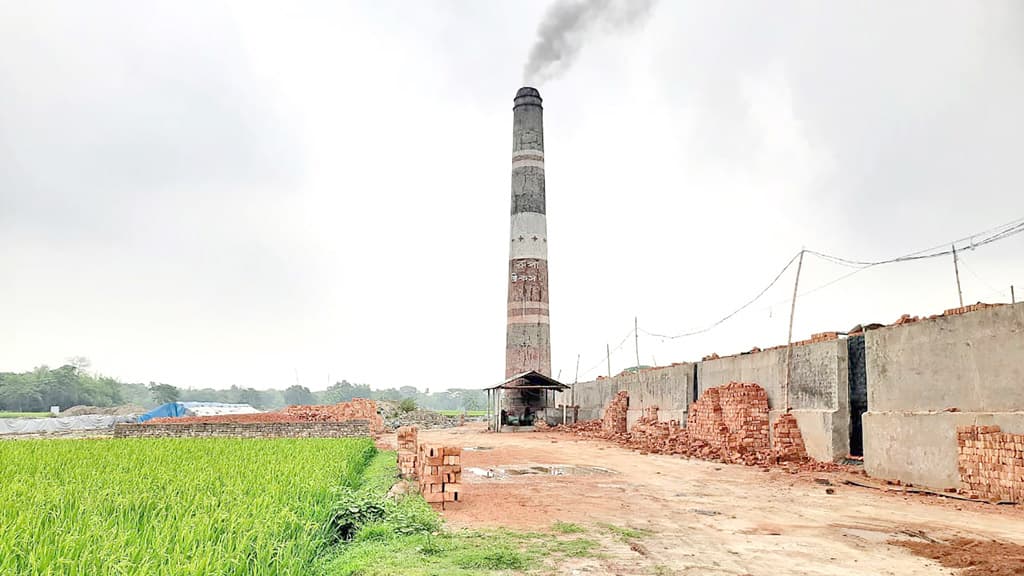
[508, 212, 548, 260]
[512, 159, 545, 170]
[507, 314, 551, 325]
[512, 149, 544, 159]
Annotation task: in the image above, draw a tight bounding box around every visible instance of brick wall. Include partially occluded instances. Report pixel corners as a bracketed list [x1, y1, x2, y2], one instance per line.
[958, 425, 1024, 503]
[114, 420, 370, 439]
[687, 382, 769, 455]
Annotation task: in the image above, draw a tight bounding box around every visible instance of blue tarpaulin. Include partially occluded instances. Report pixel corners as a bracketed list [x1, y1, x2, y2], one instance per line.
[137, 402, 188, 423]
[137, 402, 260, 423]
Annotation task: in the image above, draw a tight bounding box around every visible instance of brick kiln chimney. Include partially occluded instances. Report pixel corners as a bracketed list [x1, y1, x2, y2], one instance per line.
[505, 87, 551, 389]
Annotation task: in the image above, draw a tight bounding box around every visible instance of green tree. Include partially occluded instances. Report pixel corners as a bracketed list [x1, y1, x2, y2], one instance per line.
[148, 383, 180, 405]
[283, 385, 316, 406]
[398, 398, 417, 413]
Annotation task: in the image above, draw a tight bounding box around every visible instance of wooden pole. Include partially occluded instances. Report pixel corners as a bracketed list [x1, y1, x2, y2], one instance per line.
[572, 353, 580, 407]
[953, 244, 964, 308]
[634, 317, 640, 370]
[602, 340, 610, 377]
[1012, 285, 1016, 304]
[784, 250, 805, 413]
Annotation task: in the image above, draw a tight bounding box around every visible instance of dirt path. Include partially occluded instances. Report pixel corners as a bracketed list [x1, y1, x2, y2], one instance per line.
[405, 423, 1024, 576]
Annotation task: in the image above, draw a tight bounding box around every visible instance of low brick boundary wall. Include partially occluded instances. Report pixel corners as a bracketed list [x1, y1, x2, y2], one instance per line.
[114, 420, 371, 439]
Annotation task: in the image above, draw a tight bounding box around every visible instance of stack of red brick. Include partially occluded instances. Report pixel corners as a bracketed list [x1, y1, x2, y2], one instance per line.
[396, 426, 418, 478]
[686, 382, 770, 464]
[944, 302, 1001, 317]
[556, 383, 846, 473]
[958, 425, 1023, 503]
[717, 382, 771, 456]
[772, 413, 808, 462]
[602, 390, 629, 436]
[417, 444, 462, 504]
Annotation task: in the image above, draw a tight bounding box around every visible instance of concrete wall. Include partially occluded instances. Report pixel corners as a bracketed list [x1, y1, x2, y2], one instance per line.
[557, 363, 694, 430]
[114, 420, 371, 438]
[864, 302, 1024, 490]
[698, 339, 851, 462]
[560, 341, 851, 462]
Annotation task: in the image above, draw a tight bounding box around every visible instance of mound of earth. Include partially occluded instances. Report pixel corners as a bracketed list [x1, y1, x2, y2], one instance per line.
[62, 405, 146, 417]
[892, 537, 1024, 576]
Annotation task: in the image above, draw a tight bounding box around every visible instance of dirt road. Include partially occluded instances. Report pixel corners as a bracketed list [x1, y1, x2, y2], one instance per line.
[409, 423, 1024, 576]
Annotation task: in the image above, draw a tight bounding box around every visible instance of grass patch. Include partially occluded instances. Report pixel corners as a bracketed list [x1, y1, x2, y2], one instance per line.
[0, 412, 51, 419]
[552, 521, 586, 534]
[598, 523, 654, 542]
[437, 410, 487, 417]
[549, 537, 601, 558]
[319, 459, 607, 575]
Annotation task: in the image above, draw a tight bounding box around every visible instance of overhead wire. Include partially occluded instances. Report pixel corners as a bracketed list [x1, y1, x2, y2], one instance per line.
[578, 328, 635, 381]
[635, 214, 1024, 342]
[638, 251, 802, 340]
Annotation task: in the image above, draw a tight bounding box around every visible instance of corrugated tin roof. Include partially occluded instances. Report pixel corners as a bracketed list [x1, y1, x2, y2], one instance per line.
[483, 370, 569, 391]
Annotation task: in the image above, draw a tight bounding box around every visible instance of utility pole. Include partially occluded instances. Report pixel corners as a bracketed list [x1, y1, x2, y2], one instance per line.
[634, 317, 641, 371]
[572, 354, 580, 407]
[602, 342, 610, 379]
[784, 250, 805, 413]
[950, 241, 958, 307]
[952, 244, 964, 308]
[1012, 285, 1016, 305]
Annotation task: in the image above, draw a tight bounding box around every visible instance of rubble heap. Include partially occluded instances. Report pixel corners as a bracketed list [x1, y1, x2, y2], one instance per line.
[629, 406, 688, 455]
[418, 444, 462, 504]
[388, 410, 460, 430]
[958, 425, 1023, 503]
[396, 426, 418, 479]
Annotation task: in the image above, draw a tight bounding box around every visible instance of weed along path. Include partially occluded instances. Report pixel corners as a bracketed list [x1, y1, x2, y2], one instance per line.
[408, 423, 1024, 576]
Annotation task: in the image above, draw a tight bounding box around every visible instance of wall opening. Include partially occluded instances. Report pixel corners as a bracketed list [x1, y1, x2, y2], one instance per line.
[692, 363, 699, 403]
[847, 334, 867, 456]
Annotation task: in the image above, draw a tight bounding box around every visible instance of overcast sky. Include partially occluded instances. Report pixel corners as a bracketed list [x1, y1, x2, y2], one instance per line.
[3, 1, 1023, 391]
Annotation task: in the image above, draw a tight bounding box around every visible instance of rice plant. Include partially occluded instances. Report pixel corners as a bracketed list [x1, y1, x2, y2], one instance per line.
[0, 437, 377, 575]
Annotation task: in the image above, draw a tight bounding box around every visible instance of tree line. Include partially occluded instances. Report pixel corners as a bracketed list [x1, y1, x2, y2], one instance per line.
[0, 363, 486, 413]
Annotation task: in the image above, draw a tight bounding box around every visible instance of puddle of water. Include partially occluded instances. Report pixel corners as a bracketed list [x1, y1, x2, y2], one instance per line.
[468, 464, 616, 478]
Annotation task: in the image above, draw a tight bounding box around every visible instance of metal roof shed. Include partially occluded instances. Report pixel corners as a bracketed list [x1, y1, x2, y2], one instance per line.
[484, 371, 569, 432]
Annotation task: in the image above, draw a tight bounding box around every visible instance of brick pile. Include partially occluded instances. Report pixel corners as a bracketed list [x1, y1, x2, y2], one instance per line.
[772, 413, 808, 462]
[417, 444, 462, 504]
[686, 382, 770, 462]
[396, 426, 418, 479]
[944, 302, 1001, 317]
[628, 406, 689, 455]
[283, 399, 385, 434]
[601, 390, 629, 436]
[555, 382, 844, 473]
[146, 399, 385, 434]
[958, 425, 1024, 503]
